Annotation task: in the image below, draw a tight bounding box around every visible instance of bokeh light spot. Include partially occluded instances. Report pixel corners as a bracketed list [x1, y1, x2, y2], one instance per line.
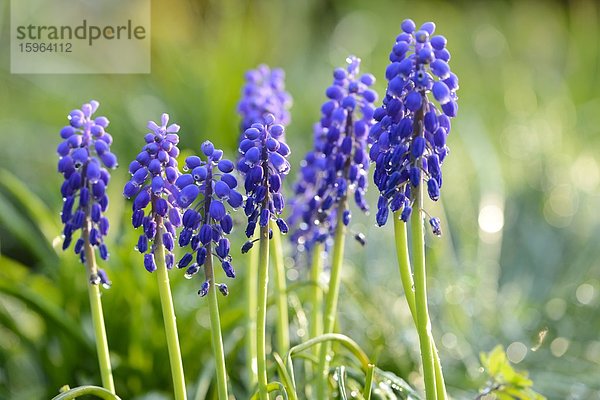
[507, 341, 527, 364]
[478, 204, 504, 234]
[550, 337, 570, 357]
[575, 283, 595, 305]
[473, 24, 506, 59]
[545, 298, 567, 321]
[442, 332, 457, 349]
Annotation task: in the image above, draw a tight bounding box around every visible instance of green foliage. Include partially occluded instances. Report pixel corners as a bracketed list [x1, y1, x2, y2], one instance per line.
[478, 346, 545, 400]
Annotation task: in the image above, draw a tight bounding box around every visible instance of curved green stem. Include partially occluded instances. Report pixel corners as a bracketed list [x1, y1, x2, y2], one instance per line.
[257, 225, 271, 400]
[271, 225, 290, 356]
[155, 223, 187, 400]
[52, 385, 122, 400]
[287, 333, 371, 373]
[411, 185, 436, 400]
[273, 352, 299, 400]
[315, 204, 347, 399]
[246, 234, 259, 389]
[82, 216, 114, 393]
[205, 247, 229, 400]
[394, 213, 447, 400]
[250, 382, 289, 400]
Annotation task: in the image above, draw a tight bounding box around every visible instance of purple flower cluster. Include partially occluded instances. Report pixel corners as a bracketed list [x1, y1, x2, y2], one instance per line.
[57, 100, 116, 273]
[370, 20, 458, 232]
[123, 114, 182, 272]
[175, 141, 242, 296]
[289, 57, 377, 251]
[238, 65, 292, 131]
[238, 114, 291, 251]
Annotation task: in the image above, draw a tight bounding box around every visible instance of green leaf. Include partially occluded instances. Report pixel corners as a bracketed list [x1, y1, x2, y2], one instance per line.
[482, 345, 508, 377]
[0, 256, 92, 353]
[0, 168, 60, 246]
[374, 368, 421, 400]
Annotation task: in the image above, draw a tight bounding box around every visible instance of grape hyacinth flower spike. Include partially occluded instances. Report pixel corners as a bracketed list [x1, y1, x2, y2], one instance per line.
[176, 140, 242, 294]
[238, 114, 291, 250]
[175, 141, 241, 400]
[124, 113, 182, 271]
[57, 100, 115, 392]
[58, 100, 116, 282]
[370, 19, 459, 400]
[297, 56, 378, 399]
[237, 114, 291, 400]
[123, 113, 187, 400]
[290, 55, 377, 251]
[370, 19, 458, 231]
[238, 64, 294, 384]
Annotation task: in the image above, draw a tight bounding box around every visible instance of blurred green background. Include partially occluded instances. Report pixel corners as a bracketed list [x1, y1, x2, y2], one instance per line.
[1, 0, 600, 399]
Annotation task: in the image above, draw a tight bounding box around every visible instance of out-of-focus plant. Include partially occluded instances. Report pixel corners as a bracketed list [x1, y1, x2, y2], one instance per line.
[477, 346, 546, 400]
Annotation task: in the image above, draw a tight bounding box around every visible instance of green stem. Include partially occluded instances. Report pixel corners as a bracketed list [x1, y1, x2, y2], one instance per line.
[315, 204, 347, 399]
[155, 222, 187, 400]
[394, 212, 447, 400]
[432, 344, 446, 400]
[82, 215, 114, 393]
[309, 242, 324, 343]
[52, 385, 122, 400]
[257, 224, 271, 400]
[246, 234, 259, 389]
[363, 364, 375, 400]
[205, 246, 229, 400]
[308, 242, 324, 397]
[393, 214, 417, 318]
[270, 224, 290, 356]
[411, 185, 437, 400]
[87, 283, 115, 393]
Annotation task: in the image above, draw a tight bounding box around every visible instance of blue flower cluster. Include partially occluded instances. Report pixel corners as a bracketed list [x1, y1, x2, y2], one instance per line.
[123, 114, 182, 272]
[289, 57, 377, 251]
[238, 65, 292, 131]
[370, 20, 458, 232]
[175, 141, 243, 296]
[237, 114, 291, 251]
[57, 100, 116, 270]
